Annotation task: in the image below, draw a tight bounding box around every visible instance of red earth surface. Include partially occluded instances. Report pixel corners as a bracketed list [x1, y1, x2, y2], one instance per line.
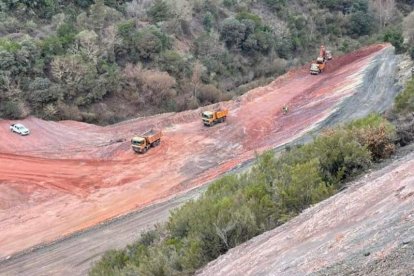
[0, 44, 387, 258]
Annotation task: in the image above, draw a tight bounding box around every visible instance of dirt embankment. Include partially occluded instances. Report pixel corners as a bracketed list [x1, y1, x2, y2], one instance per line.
[198, 149, 414, 276]
[0, 44, 400, 266]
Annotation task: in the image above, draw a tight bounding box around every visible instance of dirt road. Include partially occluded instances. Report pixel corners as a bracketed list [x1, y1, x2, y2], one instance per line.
[0, 44, 402, 275]
[198, 149, 414, 276]
[0, 186, 206, 276]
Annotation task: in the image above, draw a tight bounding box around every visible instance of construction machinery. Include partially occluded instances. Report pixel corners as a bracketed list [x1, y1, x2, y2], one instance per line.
[326, 50, 332, 60]
[310, 45, 328, 75]
[131, 129, 162, 153]
[202, 109, 228, 126]
[282, 105, 289, 114]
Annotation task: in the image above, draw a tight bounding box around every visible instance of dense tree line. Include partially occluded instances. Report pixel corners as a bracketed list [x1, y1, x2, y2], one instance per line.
[0, 0, 412, 123]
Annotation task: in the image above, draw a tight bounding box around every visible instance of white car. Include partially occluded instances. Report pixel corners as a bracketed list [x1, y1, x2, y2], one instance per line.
[10, 123, 30, 136]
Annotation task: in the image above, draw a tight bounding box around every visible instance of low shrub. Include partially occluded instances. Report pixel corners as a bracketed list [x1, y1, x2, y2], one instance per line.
[393, 113, 414, 146]
[394, 79, 414, 114]
[346, 114, 396, 160]
[197, 84, 222, 104]
[0, 100, 26, 119]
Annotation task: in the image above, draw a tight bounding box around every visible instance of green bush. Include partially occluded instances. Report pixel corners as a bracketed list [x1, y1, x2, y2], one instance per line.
[197, 84, 222, 104]
[262, 0, 286, 11]
[0, 38, 21, 52]
[203, 11, 214, 32]
[147, 0, 171, 23]
[346, 114, 396, 160]
[236, 11, 262, 27]
[158, 50, 189, 78]
[394, 79, 414, 114]
[0, 100, 25, 119]
[220, 18, 246, 48]
[223, 0, 237, 8]
[384, 29, 405, 54]
[409, 47, 414, 59]
[275, 158, 334, 220]
[89, 249, 128, 276]
[348, 11, 375, 37]
[316, 0, 353, 13]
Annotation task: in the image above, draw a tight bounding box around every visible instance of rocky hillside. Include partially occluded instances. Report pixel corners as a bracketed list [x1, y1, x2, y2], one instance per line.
[0, 0, 412, 124]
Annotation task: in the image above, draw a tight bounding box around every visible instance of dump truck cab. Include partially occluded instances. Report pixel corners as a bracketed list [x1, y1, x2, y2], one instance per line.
[202, 109, 228, 126]
[202, 111, 214, 125]
[310, 63, 320, 75]
[316, 56, 325, 63]
[131, 136, 147, 153]
[131, 129, 162, 154]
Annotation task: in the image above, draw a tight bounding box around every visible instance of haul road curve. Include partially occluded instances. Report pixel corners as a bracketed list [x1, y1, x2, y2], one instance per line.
[0, 44, 402, 275]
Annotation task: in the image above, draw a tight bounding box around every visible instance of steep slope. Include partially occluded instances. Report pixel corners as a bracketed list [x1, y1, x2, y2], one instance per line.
[198, 149, 414, 276]
[0, 45, 401, 274]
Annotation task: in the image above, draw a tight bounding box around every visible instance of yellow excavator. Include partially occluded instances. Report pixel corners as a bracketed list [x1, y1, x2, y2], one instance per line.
[310, 45, 328, 75]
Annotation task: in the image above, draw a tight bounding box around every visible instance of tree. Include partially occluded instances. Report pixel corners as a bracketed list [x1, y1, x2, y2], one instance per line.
[76, 0, 122, 33]
[141, 69, 176, 106]
[203, 12, 214, 32]
[136, 29, 162, 60]
[384, 29, 405, 53]
[147, 0, 171, 23]
[275, 159, 332, 217]
[348, 11, 375, 36]
[51, 54, 97, 101]
[220, 18, 246, 48]
[158, 50, 189, 78]
[263, 0, 286, 11]
[372, 0, 396, 29]
[191, 61, 203, 100]
[403, 11, 414, 44]
[74, 30, 99, 63]
[0, 72, 22, 101]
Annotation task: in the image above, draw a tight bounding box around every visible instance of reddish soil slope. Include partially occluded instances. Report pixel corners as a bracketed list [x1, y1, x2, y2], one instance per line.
[0, 44, 388, 257]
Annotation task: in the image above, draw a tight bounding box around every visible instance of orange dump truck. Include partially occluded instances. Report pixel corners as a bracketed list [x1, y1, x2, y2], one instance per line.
[202, 109, 228, 126]
[131, 129, 162, 153]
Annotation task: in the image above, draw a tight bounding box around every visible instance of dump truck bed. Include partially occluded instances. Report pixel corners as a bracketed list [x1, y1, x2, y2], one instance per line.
[215, 109, 228, 119]
[143, 129, 162, 144]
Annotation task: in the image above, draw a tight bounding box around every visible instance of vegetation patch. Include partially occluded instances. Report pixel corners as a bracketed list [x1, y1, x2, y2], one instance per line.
[1, 0, 412, 123]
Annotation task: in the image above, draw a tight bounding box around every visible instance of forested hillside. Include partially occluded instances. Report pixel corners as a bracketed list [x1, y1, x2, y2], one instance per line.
[0, 0, 412, 124]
